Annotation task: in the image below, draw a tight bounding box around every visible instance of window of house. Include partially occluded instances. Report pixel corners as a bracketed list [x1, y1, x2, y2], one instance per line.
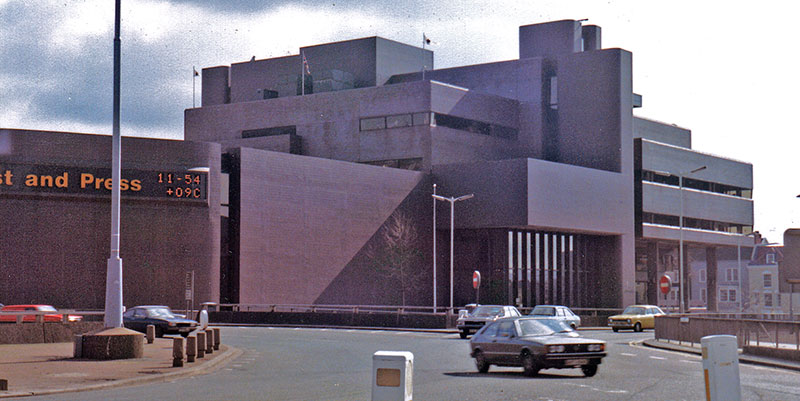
[764, 273, 772, 288]
[699, 269, 706, 283]
[729, 289, 736, 302]
[700, 288, 707, 303]
[766, 253, 776, 264]
[720, 289, 728, 302]
[670, 290, 676, 300]
[726, 268, 739, 282]
[765, 293, 773, 307]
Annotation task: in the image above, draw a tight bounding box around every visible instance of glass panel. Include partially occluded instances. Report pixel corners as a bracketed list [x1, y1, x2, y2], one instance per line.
[386, 114, 412, 129]
[360, 117, 385, 131]
[412, 112, 430, 126]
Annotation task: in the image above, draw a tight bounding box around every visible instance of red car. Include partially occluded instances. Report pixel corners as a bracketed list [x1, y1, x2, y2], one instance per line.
[0, 304, 82, 322]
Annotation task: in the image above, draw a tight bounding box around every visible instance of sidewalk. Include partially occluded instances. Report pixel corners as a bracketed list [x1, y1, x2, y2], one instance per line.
[642, 338, 800, 372]
[0, 334, 240, 398]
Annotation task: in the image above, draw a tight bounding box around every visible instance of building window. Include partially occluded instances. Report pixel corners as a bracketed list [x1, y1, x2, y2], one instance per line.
[720, 289, 728, 302]
[700, 288, 707, 303]
[670, 290, 676, 300]
[764, 273, 772, 288]
[766, 253, 776, 264]
[726, 268, 739, 282]
[699, 269, 706, 283]
[360, 117, 386, 131]
[729, 289, 736, 302]
[242, 125, 296, 138]
[412, 112, 430, 126]
[764, 293, 773, 307]
[386, 114, 413, 129]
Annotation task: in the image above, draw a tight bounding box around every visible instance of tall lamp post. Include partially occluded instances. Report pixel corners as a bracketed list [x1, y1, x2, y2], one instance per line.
[679, 165, 707, 314]
[432, 184, 437, 313]
[432, 192, 474, 312]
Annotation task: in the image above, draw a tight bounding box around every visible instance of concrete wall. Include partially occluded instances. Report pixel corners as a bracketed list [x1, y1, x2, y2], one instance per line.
[643, 183, 753, 227]
[519, 20, 582, 59]
[0, 129, 221, 310]
[640, 139, 752, 190]
[233, 147, 426, 305]
[634, 117, 691, 148]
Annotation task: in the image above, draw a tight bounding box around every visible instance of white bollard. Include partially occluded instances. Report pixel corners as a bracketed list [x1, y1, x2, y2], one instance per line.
[701, 335, 741, 401]
[371, 351, 413, 401]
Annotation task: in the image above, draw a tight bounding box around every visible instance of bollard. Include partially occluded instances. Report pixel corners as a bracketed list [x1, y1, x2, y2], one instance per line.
[196, 331, 206, 358]
[0, 379, 7, 391]
[372, 351, 413, 401]
[213, 327, 220, 350]
[73, 335, 83, 358]
[701, 335, 741, 401]
[186, 336, 197, 363]
[172, 337, 185, 368]
[145, 325, 155, 344]
[205, 330, 214, 354]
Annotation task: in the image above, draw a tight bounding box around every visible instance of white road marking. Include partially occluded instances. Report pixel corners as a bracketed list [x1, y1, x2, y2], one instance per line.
[649, 356, 666, 360]
[620, 352, 637, 357]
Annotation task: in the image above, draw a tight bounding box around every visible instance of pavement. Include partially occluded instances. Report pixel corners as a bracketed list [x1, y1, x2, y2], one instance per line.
[642, 338, 800, 372]
[0, 330, 241, 398]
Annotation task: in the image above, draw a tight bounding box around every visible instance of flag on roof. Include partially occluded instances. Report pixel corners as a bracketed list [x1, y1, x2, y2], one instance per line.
[302, 52, 311, 74]
[193, 67, 199, 77]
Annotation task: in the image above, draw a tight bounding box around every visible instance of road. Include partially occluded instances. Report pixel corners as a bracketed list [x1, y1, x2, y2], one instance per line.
[29, 326, 800, 400]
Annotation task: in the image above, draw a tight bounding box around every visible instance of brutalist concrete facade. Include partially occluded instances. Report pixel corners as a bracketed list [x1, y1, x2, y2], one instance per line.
[188, 19, 638, 308]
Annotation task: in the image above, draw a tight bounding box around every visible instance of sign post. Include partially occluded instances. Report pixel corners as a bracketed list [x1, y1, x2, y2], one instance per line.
[185, 271, 194, 319]
[472, 270, 481, 304]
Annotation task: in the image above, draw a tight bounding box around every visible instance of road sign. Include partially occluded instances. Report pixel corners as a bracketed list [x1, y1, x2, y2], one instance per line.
[472, 271, 481, 289]
[660, 274, 672, 295]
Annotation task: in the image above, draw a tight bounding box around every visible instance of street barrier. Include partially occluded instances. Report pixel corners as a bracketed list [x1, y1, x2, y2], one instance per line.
[173, 337, 185, 368]
[371, 351, 413, 401]
[186, 335, 197, 363]
[701, 335, 741, 401]
[196, 331, 206, 358]
[213, 327, 220, 350]
[146, 325, 155, 344]
[205, 330, 214, 354]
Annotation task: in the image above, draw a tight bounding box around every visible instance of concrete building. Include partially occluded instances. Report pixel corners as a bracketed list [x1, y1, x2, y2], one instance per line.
[0, 19, 754, 312]
[746, 241, 785, 314]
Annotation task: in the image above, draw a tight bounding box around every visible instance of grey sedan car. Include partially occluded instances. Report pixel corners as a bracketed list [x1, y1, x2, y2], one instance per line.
[469, 317, 606, 377]
[529, 305, 581, 329]
[456, 305, 521, 339]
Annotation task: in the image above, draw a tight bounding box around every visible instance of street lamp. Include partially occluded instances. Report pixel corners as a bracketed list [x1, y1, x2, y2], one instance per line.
[432, 184, 437, 313]
[432, 192, 474, 312]
[678, 165, 707, 314]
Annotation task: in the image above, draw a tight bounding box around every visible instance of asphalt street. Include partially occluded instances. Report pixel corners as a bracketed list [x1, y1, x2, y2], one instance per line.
[24, 327, 800, 401]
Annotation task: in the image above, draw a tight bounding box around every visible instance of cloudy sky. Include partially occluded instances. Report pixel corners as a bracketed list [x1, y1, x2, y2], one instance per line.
[1, 0, 797, 242]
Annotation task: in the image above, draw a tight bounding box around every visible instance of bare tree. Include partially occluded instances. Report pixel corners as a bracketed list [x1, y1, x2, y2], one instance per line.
[366, 212, 425, 306]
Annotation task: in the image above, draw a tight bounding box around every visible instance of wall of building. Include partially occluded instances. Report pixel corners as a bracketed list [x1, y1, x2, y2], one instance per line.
[634, 117, 691, 148]
[232, 147, 428, 305]
[0, 129, 221, 310]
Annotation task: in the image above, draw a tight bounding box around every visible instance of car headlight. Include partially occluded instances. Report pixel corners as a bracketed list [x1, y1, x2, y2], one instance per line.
[608, 318, 612, 324]
[168, 322, 176, 327]
[548, 345, 566, 353]
[626, 319, 631, 324]
[587, 344, 605, 352]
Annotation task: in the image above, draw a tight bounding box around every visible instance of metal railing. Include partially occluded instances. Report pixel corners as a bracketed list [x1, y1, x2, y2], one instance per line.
[655, 314, 800, 351]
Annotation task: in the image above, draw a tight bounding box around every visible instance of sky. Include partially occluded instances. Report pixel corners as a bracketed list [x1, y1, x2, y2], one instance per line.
[1, 0, 797, 243]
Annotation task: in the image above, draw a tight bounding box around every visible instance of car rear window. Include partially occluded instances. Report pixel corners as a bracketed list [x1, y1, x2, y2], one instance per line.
[531, 306, 556, 316]
[472, 307, 502, 317]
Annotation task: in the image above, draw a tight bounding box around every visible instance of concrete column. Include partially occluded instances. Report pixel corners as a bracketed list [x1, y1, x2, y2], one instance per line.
[186, 336, 197, 362]
[213, 328, 221, 350]
[196, 331, 206, 358]
[172, 337, 185, 367]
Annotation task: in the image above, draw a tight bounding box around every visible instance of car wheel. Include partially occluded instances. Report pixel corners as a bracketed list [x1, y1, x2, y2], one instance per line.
[570, 323, 577, 330]
[521, 351, 539, 377]
[460, 330, 469, 339]
[633, 322, 642, 332]
[581, 364, 598, 377]
[180, 332, 190, 338]
[155, 327, 164, 338]
[612, 327, 619, 332]
[474, 350, 490, 373]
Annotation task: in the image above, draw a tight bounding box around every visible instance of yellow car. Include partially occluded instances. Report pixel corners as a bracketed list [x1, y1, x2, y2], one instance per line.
[607, 305, 665, 332]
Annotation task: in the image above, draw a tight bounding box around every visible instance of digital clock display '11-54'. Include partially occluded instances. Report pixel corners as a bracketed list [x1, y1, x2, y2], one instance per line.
[157, 172, 207, 200]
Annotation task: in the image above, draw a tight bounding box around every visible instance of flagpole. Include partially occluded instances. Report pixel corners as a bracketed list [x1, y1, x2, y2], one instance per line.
[192, 66, 196, 108]
[301, 51, 305, 96]
[422, 34, 426, 81]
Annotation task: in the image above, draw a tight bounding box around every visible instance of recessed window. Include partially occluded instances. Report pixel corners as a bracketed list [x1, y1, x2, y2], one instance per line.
[720, 289, 728, 302]
[765, 293, 773, 307]
[699, 269, 706, 283]
[386, 114, 413, 129]
[766, 253, 776, 264]
[360, 117, 386, 131]
[764, 273, 772, 288]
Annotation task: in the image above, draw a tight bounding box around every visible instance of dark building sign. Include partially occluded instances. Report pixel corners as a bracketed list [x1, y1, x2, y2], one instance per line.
[0, 163, 207, 202]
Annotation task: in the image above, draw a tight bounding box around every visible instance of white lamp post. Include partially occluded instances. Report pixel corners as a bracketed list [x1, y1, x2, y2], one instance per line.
[679, 165, 706, 314]
[432, 183, 437, 313]
[432, 192, 474, 312]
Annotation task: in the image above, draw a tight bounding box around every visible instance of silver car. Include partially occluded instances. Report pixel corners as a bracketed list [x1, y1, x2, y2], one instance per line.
[457, 305, 521, 339]
[528, 305, 581, 329]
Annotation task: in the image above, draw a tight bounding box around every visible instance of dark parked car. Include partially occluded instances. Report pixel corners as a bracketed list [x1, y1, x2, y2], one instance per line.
[123, 305, 198, 337]
[469, 317, 606, 377]
[456, 305, 521, 339]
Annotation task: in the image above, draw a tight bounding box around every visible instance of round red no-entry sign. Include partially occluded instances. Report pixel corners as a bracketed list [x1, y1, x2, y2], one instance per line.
[472, 270, 481, 289]
[659, 274, 672, 295]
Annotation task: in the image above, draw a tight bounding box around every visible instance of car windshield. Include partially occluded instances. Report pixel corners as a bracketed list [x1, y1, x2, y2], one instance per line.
[530, 306, 556, 316]
[471, 306, 502, 317]
[37, 306, 58, 312]
[623, 306, 646, 315]
[145, 308, 176, 318]
[517, 319, 557, 336]
[534, 318, 573, 333]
